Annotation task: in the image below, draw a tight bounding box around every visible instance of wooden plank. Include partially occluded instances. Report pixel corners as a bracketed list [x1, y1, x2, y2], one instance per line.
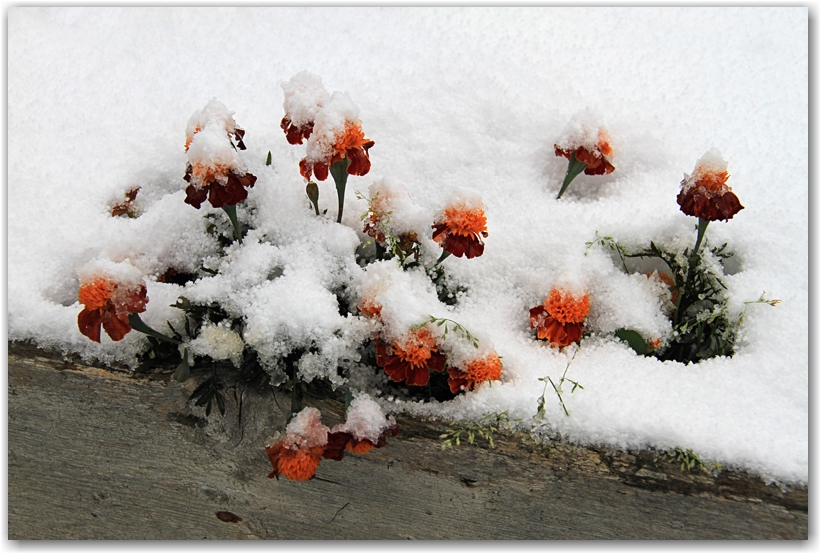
[7, 343, 807, 539]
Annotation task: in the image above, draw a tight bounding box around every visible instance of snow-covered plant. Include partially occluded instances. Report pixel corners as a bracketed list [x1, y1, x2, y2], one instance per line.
[281, 71, 375, 224]
[183, 98, 257, 243]
[589, 149, 777, 363]
[554, 111, 615, 199]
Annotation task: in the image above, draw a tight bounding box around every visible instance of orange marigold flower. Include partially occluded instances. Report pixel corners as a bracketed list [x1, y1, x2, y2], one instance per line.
[555, 128, 616, 177]
[265, 442, 325, 481]
[677, 149, 744, 222]
[299, 123, 375, 182]
[432, 201, 489, 260]
[77, 277, 148, 343]
[530, 288, 589, 348]
[447, 352, 503, 394]
[265, 407, 329, 481]
[375, 327, 446, 387]
[359, 298, 383, 319]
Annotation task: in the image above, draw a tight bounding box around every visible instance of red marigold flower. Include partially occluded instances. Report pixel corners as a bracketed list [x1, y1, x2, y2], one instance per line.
[375, 326, 446, 386]
[529, 288, 590, 348]
[677, 149, 744, 222]
[265, 407, 329, 481]
[299, 123, 375, 182]
[281, 117, 314, 145]
[280, 71, 329, 145]
[555, 127, 615, 176]
[77, 276, 148, 343]
[183, 99, 256, 210]
[447, 352, 503, 394]
[432, 195, 489, 259]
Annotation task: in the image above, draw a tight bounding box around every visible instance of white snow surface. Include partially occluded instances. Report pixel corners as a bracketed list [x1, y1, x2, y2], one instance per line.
[7, 7, 808, 484]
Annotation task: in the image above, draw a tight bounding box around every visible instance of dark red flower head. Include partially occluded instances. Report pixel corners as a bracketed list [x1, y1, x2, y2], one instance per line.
[183, 101, 256, 210]
[677, 150, 744, 221]
[529, 288, 590, 348]
[432, 200, 488, 259]
[375, 326, 446, 387]
[77, 276, 148, 343]
[555, 128, 615, 176]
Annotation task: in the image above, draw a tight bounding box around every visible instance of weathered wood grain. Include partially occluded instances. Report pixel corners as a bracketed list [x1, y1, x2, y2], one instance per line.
[7, 342, 807, 539]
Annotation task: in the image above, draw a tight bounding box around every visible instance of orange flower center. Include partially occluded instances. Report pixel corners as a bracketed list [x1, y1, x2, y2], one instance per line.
[695, 170, 729, 193]
[278, 446, 322, 481]
[464, 353, 503, 384]
[393, 328, 437, 368]
[79, 279, 113, 311]
[190, 160, 232, 184]
[442, 207, 487, 237]
[545, 288, 590, 324]
[335, 124, 370, 155]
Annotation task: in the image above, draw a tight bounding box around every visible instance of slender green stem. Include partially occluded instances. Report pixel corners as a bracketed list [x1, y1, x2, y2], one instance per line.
[557, 153, 588, 199]
[673, 218, 710, 325]
[222, 204, 243, 244]
[435, 250, 452, 266]
[329, 158, 351, 224]
[127, 313, 181, 345]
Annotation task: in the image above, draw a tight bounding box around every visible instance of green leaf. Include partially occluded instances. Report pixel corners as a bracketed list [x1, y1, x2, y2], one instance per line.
[615, 328, 649, 355]
[265, 151, 272, 166]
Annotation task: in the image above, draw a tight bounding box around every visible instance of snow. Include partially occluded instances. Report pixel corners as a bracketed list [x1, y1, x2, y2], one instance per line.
[7, 7, 808, 485]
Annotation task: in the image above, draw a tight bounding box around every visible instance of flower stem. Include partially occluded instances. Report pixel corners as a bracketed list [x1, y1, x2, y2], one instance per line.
[673, 218, 710, 325]
[127, 313, 181, 345]
[557, 153, 588, 199]
[222, 204, 243, 244]
[435, 250, 452, 266]
[329, 158, 351, 224]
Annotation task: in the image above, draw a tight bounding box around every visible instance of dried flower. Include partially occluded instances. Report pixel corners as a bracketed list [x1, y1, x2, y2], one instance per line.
[183, 99, 257, 210]
[529, 288, 590, 348]
[375, 326, 446, 386]
[677, 149, 744, 221]
[111, 187, 140, 218]
[432, 196, 488, 260]
[447, 352, 503, 393]
[265, 407, 329, 481]
[77, 275, 148, 343]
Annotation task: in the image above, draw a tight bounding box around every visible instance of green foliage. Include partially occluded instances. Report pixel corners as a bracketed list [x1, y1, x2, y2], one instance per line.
[440, 410, 519, 450]
[535, 347, 582, 418]
[588, 228, 780, 365]
[657, 448, 711, 473]
[356, 190, 420, 267]
[414, 316, 479, 348]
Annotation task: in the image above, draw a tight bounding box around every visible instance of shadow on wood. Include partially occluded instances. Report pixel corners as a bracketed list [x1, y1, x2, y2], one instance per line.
[7, 342, 807, 539]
